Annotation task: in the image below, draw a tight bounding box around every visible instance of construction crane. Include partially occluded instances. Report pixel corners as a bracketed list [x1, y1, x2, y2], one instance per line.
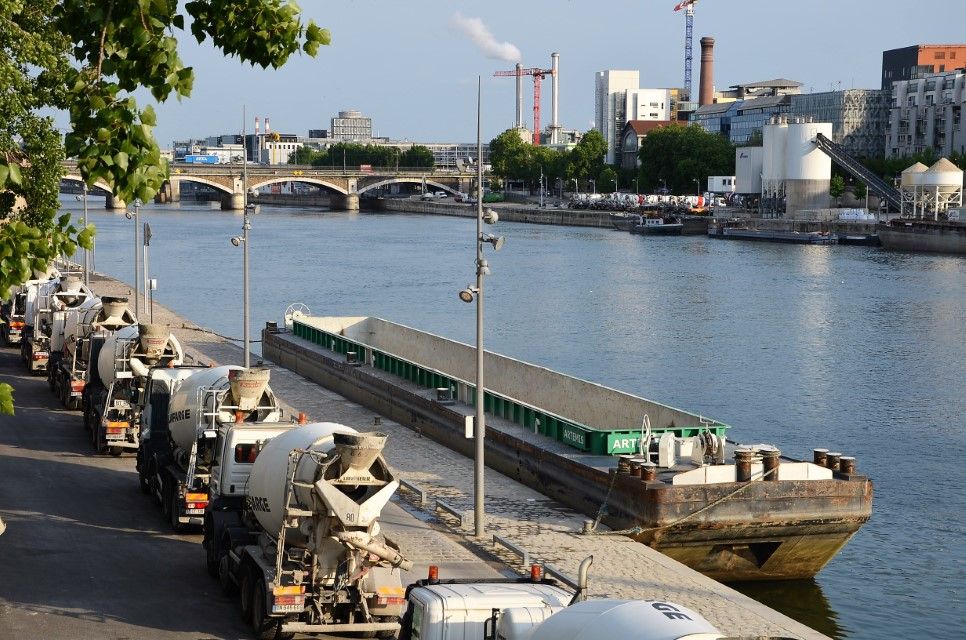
[494, 65, 554, 146]
[673, 0, 699, 103]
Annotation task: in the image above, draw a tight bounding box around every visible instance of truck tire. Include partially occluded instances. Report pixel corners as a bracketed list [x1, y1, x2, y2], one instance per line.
[218, 555, 236, 595]
[138, 466, 151, 495]
[239, 567, 255, 625]
[166, 482, 187, 534]
[251, 580, 280, 640]
[108, 446, 122, 457]
[204, 515, 219, 578]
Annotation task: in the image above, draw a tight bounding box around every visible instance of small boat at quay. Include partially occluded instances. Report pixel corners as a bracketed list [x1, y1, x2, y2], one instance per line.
[708, 223, 837, 245]
[609, 212, 637, 232]
[631, 215, 684, 236]
[264, 313, 873, 582]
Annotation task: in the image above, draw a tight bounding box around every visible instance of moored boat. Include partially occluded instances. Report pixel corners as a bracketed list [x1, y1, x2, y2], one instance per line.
[609, 212, 637, 232]
[877, 219, 966, 255]
[631, 215, 684, 235]
[709, 223, 837, 245]
[264, 313, 873, 582]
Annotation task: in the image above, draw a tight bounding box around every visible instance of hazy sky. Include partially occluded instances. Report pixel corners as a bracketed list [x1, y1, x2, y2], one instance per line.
[71, 1, 966, 147]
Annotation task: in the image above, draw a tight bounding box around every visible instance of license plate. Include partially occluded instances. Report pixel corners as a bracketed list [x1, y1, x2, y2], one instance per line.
[112, 400, 131, 409]
[186, 508, 204, 515]
[105, 433, 125, 440]
[272, 605, 302, 613]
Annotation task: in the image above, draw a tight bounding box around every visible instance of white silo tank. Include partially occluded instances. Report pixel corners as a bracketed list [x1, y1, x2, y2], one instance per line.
[900, 162, 928, 187]
[762, 119, 788, 186]
[784, 120, 832, 216]
[921, 158, 964, 193]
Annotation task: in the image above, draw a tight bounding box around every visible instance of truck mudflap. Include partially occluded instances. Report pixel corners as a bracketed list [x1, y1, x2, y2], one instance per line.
[280, 622, 400, 634]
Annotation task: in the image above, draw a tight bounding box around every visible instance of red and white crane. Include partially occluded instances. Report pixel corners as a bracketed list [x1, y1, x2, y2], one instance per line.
[494, 58, 558, 146]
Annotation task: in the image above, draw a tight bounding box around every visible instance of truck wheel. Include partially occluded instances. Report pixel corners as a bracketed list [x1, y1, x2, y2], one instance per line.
[108, 446, 122, 457]
[251, 579, 279, 640]
[94, 426, 108, 454]
[204, 516, 219, 578]
[47, 368, 55, 391]
[148, 463, 162, 505]
[218, 555, 236, 595]
[166, 484, 187, 534]
[239, 568, 255, 624]
[138, 466, 151, 495]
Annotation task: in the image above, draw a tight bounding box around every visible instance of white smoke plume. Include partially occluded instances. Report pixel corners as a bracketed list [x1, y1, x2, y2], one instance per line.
[450, 12, 521, 63]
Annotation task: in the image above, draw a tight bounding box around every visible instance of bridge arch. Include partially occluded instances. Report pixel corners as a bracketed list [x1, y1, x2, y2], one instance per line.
[357, 178, 460, 196]
[61, 174, 112, 195]
[170, 175, 233, 194]
[248, 177, 347, 195]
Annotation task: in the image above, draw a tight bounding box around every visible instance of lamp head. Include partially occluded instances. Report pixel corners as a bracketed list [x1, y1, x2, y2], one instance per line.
[483, 209, 499, 225]
[458, 289, 475, 303]
[230, 236, 242, 247]
[124, 211, 133, 220]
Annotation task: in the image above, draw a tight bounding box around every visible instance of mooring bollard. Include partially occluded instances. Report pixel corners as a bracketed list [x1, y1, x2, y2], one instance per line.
[761, 447, 781, 481]
[735, 448, 755, 482]
[813, 448, 829, 466]
[641, 462, 658, 482]
[840, 456, 856, 474]
[826, 452, 842, 472]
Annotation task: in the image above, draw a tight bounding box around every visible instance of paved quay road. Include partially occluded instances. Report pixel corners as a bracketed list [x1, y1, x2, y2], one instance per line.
[0, 307, 502, 636]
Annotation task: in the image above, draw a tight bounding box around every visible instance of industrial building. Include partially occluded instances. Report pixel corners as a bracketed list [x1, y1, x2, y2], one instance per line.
[595, 70, 673, 164]
[790, 90, 890, 158]
[330, 110, 373, 140]
[881, 44, 966, 90]
[887, 68, 966, 158]
[692, 79, 802, 144]
[619, 120, 673, 170]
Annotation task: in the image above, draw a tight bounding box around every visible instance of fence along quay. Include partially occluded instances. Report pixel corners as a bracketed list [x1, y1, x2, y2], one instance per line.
[264, 313, 872, 582]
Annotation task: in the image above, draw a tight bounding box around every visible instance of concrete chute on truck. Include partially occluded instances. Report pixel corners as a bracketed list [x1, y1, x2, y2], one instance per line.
[137, 365, 284, 532]
[50, 296, 136, 412]
[207, 421, 411, 640]
[83, 323, 184, 455]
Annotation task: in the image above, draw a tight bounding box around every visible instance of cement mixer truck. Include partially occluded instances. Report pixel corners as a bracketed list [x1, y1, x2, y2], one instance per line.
[82, 323, 184, 455]
[6, 266, 60, 349]
[21, 273, 86, 374]
[49, 295, 137, 411]
[206, 421, 411, 639]
[137, 365, 288, 532]
[400, 561, 730, 640]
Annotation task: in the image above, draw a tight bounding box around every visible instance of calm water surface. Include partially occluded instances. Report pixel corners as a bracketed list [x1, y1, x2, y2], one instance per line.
[65, 198, 964, 639]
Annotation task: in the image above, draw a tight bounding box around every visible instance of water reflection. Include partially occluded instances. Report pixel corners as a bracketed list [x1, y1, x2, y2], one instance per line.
[732, 579, 846, 639]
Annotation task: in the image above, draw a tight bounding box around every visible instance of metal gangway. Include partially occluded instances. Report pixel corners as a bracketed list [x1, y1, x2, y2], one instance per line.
[813, 133, 902, 211]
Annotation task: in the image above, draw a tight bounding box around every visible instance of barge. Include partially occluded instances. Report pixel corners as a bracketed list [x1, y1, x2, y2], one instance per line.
[709, 223, 837, 245]
[877, 219, 966, 255]
[263, 313, 872, 582]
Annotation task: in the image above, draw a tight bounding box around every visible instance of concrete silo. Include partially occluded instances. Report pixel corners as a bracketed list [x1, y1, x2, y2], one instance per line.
[784, 119, 832, 215]
[919, 158, 964, 219]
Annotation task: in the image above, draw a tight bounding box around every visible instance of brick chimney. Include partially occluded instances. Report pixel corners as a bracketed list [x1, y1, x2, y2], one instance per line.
[698, 37, 715, 106]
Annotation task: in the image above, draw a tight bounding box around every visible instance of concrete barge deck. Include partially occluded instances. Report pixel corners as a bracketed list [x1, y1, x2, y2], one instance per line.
[62, 272, 831, 638]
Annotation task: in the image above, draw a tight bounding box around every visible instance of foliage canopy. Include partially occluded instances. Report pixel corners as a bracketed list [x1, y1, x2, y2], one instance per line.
[0, 0, 329, 412]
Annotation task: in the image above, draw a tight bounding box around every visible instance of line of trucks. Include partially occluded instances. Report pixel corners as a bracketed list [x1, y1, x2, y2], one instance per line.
[2, 264, 763, 640]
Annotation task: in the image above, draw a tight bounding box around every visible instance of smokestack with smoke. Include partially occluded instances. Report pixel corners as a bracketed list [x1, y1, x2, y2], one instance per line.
[450, 12, 521, 63]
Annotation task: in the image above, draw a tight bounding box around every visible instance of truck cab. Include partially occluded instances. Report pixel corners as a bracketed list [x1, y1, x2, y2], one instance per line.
[401, 580, 572, 640]
[203, 419, 296, 575]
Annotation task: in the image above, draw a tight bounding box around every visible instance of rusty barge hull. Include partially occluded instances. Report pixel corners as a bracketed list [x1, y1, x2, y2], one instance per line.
[263, 326, 872, 582]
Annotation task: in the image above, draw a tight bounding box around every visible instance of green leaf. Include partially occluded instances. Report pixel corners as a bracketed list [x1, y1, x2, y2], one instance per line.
[114, 151, 129, 171]
[7, 163, 22, 186]
[140, 104, 157, 127]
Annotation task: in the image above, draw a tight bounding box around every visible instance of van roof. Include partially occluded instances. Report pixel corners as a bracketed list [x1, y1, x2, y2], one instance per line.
[413, 582, 572, 610]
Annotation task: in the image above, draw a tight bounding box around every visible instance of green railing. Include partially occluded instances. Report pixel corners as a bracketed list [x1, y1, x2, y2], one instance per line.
[292, 319, 727, 455]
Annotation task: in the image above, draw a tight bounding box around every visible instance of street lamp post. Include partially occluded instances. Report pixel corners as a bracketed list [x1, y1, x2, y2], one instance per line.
[82, 183, 89, 286]
[233, 108, 254, 368]
[589, 179, 596, 195]
[125, 200, 142, 319]
[571, 178, 579, 196]
[693, 178, 700, 196]
[633, 178, 639, 195]
[457, 77, 507, 539]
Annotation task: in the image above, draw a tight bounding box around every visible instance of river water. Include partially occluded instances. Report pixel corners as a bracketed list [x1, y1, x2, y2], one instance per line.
[64, 197, 963, 639]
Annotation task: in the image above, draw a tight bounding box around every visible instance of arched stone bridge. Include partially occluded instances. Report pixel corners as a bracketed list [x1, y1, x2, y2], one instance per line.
[61, 161, 477, 210]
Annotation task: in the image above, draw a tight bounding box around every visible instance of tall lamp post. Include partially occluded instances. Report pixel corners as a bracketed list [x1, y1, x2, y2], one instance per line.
[125, 199, 142, 318]
[231, 108, 256, 369]
[458, 77, 506, 538]
[82, 183, 90, 285]
[589, 179, 596, 195]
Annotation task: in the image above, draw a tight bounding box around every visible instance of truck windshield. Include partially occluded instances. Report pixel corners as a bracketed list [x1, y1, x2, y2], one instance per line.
[234, 443, 260, 463]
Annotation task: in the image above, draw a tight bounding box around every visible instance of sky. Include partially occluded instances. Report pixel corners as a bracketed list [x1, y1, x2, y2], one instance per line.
[65, 0, 966, 148]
